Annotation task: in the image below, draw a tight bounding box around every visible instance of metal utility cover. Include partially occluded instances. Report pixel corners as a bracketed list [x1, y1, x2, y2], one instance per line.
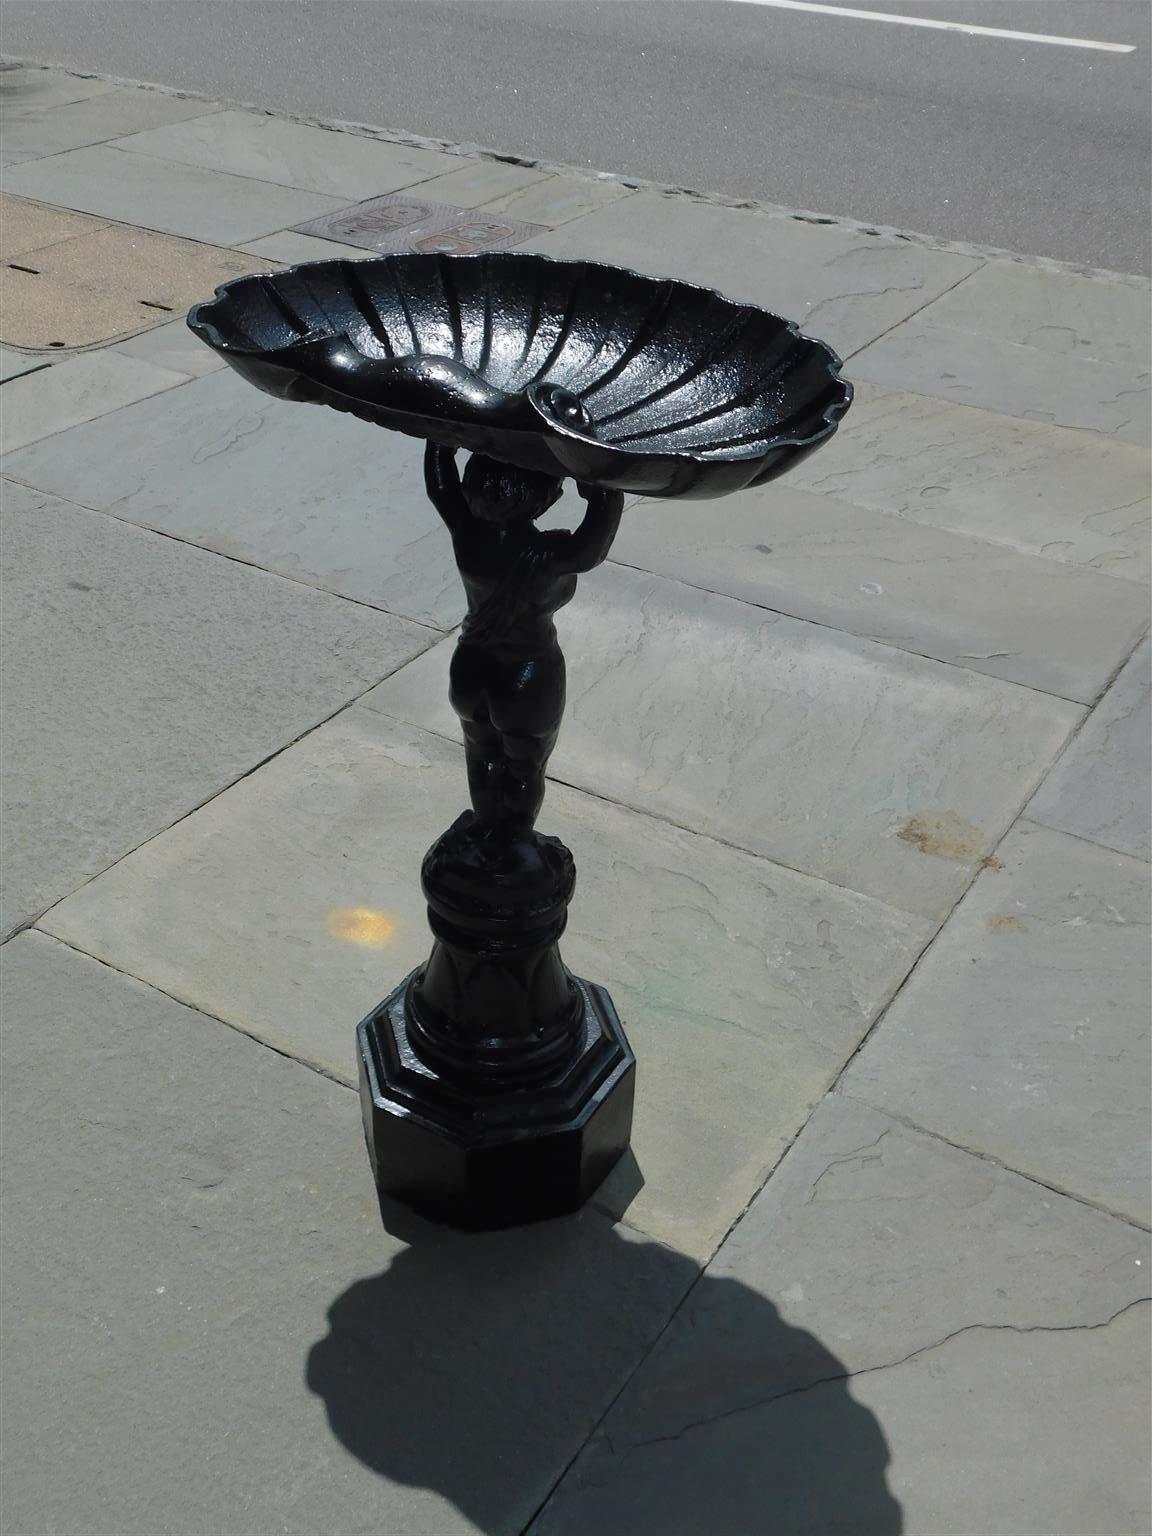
[291, 193, 546, 255]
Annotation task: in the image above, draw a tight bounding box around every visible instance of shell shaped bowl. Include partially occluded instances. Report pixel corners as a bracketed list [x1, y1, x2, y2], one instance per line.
[188, 251, 851, 499]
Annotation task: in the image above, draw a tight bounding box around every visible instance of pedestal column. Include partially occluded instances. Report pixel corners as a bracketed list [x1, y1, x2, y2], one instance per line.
[357, 812, 634, 1229]
[357, 450, 635, 1229]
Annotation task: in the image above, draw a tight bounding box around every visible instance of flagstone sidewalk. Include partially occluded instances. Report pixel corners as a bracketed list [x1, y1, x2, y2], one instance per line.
[1, 63, 1149, 1536]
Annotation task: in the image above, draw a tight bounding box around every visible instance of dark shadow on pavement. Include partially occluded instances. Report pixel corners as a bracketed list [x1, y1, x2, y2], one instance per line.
[305, 1204, 902, 1534]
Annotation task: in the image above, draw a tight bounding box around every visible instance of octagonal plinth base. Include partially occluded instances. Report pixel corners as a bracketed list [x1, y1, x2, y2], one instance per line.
[357, 970, 635, 1229]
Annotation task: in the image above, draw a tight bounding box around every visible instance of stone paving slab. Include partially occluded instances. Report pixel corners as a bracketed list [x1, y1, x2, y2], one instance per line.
[1028, 635, 1151, 861]
[414, 158, 550, 209]
[239, 228, 382, 264]
[0, 190, 107, 257]
[522, 190, 980, 358]
[788, 382, 1152, 580]
[39, 706, 932, 1260]
[112, 317, 228, 376]
[843, 1301, 1151, 1536]
[613, 482, 1149, 703]
[843, 819, 1151, 1223]
[1, 144, 350, 244]
[0, 369, 460, 624]
[1, 929, 695, 1536]
[0, 85, 220, 166]
[915, 259, 1152, 370]
[851, 317, 1151, 445]
[478, 173, 637, 227]
[0, 482, 429, 936]
[366, 562, 1082, 917]
[0, 343, 49, 381]
[0, 64, 118, 115]
[533, 1096, 1151, 1535]
[0, 368, 603, 627]
[0, 349, 187, 452]
[114, 108, 462, 200]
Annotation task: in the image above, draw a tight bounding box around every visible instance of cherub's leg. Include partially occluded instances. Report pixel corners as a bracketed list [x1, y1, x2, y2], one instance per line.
[489, 642, 565, 835]
[500, 728, 559, 836]
[461, 716, 503, 827]
[449, 641, 503, 827]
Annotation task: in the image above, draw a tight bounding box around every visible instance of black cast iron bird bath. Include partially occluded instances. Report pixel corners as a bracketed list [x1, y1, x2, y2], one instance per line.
[188, 251, 851, 1229]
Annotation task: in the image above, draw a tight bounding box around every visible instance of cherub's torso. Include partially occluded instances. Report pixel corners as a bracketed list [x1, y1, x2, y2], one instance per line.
[452, 524, 578, 648]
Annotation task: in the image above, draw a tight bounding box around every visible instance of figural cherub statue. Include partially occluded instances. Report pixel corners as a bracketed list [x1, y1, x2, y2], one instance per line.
[423, 442, 624, 842]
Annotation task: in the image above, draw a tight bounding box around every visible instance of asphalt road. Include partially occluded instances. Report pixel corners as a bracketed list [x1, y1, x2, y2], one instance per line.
[3, 1, 1149, 272]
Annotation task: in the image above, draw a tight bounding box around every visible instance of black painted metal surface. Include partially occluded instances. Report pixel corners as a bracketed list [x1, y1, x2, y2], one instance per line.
[188, 252, 851, 1228]
[188, 251, 851, 497]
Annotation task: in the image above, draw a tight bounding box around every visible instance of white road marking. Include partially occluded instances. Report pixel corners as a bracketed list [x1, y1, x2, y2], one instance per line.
[728, 0, 1137, 54]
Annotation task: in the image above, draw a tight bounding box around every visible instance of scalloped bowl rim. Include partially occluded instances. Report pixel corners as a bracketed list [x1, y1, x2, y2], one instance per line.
[187, 250, 852, 469]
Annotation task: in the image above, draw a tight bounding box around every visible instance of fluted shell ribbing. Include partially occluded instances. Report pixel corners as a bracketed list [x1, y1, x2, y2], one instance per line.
[188, 252, 851, 497]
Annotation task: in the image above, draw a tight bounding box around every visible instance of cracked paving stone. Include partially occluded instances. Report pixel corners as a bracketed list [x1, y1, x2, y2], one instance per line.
[845, 1298, 1151, 1536]
[532, 1097, 1150, 1535]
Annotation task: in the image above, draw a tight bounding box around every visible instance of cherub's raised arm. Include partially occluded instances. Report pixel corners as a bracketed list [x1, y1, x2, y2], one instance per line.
[559, 484, 625, 573]
[423, 442, 470, 530]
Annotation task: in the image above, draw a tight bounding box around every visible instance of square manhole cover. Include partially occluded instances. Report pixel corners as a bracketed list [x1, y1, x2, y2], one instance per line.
[291, 194, 546, 255]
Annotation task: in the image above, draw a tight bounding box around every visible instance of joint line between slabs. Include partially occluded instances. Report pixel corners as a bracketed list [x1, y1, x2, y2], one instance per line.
[362, 699, 934, 916]
[834, 1092, 1152, 1234]
[839, 257, 987, 362]
[22, 927, 357, 1094]
[11, 668, 432, 946]
[0, 473, 447, 633]
[603, 555, 1099, 709]
[679, 705, 1099, 1338]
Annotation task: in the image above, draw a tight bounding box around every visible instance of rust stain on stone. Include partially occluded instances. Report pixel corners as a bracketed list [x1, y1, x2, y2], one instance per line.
[897, 811, 984, 863]
[987, 914, 1027, 933]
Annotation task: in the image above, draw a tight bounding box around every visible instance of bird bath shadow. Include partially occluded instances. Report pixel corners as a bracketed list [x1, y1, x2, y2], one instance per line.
[305, 1205, 901, 1534]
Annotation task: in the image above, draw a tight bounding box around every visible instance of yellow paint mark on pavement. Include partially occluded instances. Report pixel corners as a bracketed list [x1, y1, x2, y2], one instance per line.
[327, 907, 397, 947]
